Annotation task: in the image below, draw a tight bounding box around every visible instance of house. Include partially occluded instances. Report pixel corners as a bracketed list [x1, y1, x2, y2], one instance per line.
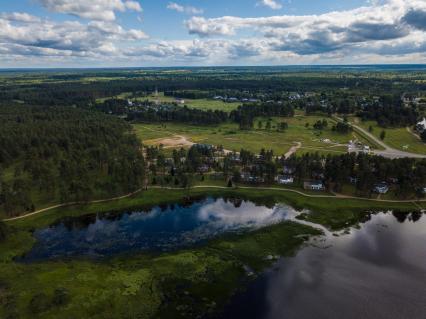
[374, 182, 389, 194]
[276, 175, 294, 185]
[304, 181, 325, 191]
[416, 118, 426, 133]
[227, 97, 239, 102]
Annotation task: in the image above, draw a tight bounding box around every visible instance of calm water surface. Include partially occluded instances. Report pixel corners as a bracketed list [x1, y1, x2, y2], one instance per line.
[22, 197, 426, 319]
[221, 211, 426, 319]
[23, 197, 304, 261]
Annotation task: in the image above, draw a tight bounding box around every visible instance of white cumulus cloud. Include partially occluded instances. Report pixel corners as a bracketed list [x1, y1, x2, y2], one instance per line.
[36, 0, 142, 21]
[167, 2, 203, 15]
[257, 0, 283, 10]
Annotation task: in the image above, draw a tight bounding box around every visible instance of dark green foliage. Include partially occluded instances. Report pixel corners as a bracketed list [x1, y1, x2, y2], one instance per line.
[357, 95, 419, 127]
[128, 105, 228, 125]
[0, 106, 145, 216]
[278, 122, 288, 131]
[332, 122, 352, 134]
[28, 293, 51, 314]
[231, 102, 294, 129]
[52, 288, 70, 307]
[313, 119, 328, 130]
[0, 222, 7, 241]
[421, 130, 426, 142]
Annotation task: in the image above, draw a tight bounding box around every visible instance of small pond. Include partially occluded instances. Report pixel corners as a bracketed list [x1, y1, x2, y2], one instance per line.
[22, 197, 306, 261]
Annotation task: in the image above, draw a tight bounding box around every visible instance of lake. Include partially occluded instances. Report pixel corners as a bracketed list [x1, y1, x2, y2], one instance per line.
[220, 211, 426, 319]
[21, 197, 426, 319]
[22, 197, 306, 261]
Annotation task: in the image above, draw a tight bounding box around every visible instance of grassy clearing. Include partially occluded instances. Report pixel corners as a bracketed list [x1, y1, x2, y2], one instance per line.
[96, 92, 241, 112]
[134, 115, 373, 156]
[351, 117, 426, 155]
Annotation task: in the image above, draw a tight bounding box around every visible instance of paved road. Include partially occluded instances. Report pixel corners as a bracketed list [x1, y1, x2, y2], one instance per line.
[333, 116, 426, 159]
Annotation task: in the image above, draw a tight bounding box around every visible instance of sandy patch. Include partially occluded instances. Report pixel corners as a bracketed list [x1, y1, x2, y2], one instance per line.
[145, 135, 195, 149]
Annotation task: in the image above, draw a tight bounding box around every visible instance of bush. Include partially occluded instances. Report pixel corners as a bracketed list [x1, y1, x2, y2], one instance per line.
[0, 222, 7, 242]
[52, 288, 70, 307]
[28, 293, 51, 314]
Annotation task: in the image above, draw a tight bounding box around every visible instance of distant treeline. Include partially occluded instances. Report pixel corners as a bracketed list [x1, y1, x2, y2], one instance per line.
[2, 71, 425, 108]
[128, 106, 229, 125]
[230, 103, 295, 129]
[98, 99, 295, 126]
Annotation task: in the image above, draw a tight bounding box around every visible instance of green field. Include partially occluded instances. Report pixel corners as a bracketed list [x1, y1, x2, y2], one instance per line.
[134, 115, 374, 156]
[97, 92, 241, 112]
[351, 118, 426, 155]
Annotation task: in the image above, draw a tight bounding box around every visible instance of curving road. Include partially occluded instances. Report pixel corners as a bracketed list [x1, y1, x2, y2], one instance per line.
[333, 116, 426, 159]
[4, 185, 424, 222]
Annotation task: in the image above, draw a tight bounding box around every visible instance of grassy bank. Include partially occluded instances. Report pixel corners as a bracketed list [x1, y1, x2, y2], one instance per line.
[7, 187, 417, 230]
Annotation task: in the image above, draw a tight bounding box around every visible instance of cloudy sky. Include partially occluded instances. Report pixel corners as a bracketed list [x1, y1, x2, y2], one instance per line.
[0, 0, 426, 67]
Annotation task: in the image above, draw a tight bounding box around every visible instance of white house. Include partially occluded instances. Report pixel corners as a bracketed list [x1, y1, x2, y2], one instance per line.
[416, 118, 426, 132]
[276, 175, 294, 185]
[304, 181, 325, 191]
[374, 182, 389, 194]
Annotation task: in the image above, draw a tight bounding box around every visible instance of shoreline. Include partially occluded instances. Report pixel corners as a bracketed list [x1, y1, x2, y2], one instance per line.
[4, 185, 421, 223]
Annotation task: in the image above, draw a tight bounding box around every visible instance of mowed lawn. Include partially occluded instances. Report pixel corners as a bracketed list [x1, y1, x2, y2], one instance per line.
[133, 115, 374, 156]
[351, 118, 426, 155]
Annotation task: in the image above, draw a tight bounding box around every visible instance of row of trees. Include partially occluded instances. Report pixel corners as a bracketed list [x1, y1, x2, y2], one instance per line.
[128, 106, 228, 125]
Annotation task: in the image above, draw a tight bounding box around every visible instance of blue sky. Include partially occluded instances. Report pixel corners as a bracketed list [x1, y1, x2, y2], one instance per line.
[0, 0, 425, 67]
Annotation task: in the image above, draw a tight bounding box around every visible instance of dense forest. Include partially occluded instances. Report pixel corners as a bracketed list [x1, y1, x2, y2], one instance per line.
[357, 96, 419, 127]
[0, 106, 145, 216]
